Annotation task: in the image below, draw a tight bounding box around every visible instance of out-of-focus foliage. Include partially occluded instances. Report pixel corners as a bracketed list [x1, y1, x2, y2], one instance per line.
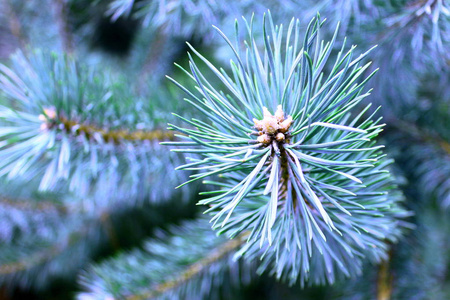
[0, 51, 190, 205]
[78, 217, 253, 300]
[106, 0, 299, 39]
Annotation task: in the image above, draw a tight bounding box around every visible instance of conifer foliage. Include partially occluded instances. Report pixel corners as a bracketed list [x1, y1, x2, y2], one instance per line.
[0, 1, 448, 299]
[166, 13, 410, 285]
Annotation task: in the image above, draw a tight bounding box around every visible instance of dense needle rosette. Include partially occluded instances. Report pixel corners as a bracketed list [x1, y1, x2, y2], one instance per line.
[165, 13, 410, 284]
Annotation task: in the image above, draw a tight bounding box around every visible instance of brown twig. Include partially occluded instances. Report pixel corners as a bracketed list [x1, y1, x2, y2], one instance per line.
[377, 250, 393, 300]
[45, 116, 176, 144]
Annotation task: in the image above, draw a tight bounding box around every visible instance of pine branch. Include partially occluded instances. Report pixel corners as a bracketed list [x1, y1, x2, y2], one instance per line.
[107, 0, 299, 41]
[0, 178, 70, 242]
[128, 232, 248, 300]
[78, 217, 254, 300]
[383, 0, 449, 57]
[0, 182, 80, 278]
[1, 174, 200, 291]
[0, 2, 445, 297]
[356, 0, 450, 70]
[0, 182, 171, 289]
[0, 50, 190, 202]
[0, 209, 103, 289]
[309, 0, 449, 118]
[294, 0, 381, 34]
[166, 12, 411, 285]
[0, 234, 75, 275]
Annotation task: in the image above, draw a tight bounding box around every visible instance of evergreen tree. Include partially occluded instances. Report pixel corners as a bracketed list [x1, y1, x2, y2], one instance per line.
[0, 1, 448, 299]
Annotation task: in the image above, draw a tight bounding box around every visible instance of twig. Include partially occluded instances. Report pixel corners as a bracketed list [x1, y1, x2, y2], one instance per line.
[377, 250, 393, 300]
[54, 0, 74, 53]
[46, 116, 176, 144]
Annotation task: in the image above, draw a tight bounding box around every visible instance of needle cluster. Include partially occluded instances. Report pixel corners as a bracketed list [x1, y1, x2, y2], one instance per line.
[166, 12, 410, 284]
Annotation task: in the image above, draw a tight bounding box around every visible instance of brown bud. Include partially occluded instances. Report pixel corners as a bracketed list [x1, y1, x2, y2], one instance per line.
[262, 116, 279, 134]
[253, 118, 264, 131]
[257, 134, 271, 144]
[274, 105, 284, 122]
[275, 132, 285, 142]
[279, 115, 293, 133]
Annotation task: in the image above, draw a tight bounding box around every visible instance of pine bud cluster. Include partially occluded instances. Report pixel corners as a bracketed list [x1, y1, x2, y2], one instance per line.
[253, 105, 293, 145]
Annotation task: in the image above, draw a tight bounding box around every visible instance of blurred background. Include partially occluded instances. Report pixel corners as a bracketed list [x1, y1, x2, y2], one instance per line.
[0, 0, 448, 299]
